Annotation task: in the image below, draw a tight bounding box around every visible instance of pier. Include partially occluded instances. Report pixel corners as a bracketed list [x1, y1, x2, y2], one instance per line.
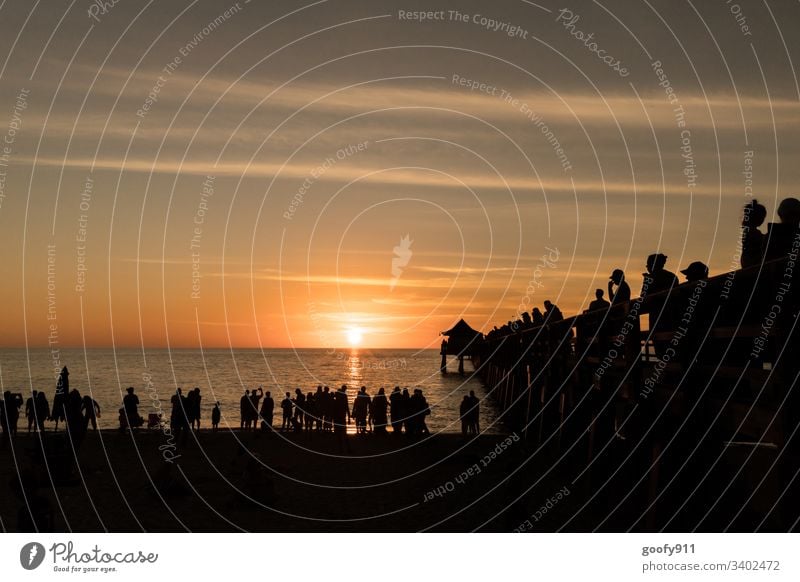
[456, 257, 799, 530]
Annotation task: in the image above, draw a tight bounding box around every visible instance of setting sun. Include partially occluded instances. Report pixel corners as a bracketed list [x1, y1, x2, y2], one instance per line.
[346, 327, 363, 346]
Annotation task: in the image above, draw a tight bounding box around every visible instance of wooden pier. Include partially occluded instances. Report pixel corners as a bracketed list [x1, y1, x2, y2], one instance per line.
[461, 257, 800, 530]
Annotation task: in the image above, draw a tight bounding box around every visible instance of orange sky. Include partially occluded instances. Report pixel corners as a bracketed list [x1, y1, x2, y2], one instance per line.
[0, 0, 798, 349]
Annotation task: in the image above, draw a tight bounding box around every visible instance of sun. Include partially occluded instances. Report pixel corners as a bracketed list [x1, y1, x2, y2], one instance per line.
[346, 327, 363, 347]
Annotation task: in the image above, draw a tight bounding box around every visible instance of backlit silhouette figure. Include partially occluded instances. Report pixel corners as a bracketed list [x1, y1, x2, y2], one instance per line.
[680, 261, 709, 282]
[81, 395, 101, 431]
[589, 289, 610, 311]
[389, 386, 403, 433]
[281, 392, 293, 431]
[353, 386, 371, 434]
[122, 387, 142, 430]
[608, 269, 631, 304]
[371, 387, 388, 433]
[260, 391, 274, 431]
[211, 401, 221, 431]
[741, 199, 767, 268]
[25, 390, 37, 432]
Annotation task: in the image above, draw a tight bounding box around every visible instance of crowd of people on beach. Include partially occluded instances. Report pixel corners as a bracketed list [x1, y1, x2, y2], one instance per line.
[0, 367, 482, 442]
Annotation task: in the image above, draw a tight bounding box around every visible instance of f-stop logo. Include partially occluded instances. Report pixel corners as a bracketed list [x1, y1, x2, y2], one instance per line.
[20, 542, 46, 570]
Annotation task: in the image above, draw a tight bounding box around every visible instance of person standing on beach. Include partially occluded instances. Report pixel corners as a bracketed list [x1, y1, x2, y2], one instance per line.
[25, 391, 37, 432]
[211, 401, 221, 431]
[460, 395, 471, 436]
[389, 387, 403, 433]
[122, 386, 142, 429]
[35, 392, 49, 433]
[170, 388, 189, 441]
[371, 388, 388, 433]
[51, 366, 69, 430]
[260, 391, 274, 431]
[81, 395, 101, 432]
[292, 389, 305, 429]
[250, 387, 263, 432]
[467, 390, 480, 434]
[281, 392, 293, 431]
[240, 389, 250, 430]
[314, 386, 324, 431]
[400, 388, 412, 433]
[322, 386, 333, 431]
[333, 385, 350, 433]
[352, 386, 370, 434]
[192, 388, 202, 430]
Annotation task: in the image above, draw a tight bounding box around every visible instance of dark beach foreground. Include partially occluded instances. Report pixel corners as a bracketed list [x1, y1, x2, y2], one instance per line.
[0, 428, 794, 532]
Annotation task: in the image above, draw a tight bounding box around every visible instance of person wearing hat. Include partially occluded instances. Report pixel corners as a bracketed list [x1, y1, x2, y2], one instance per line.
[608, 269, 631, 305]
[680, 261, 709, 283]
[641, 252, 679, 296]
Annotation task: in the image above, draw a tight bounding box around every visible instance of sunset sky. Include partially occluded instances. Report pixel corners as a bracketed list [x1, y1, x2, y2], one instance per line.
[0, 0, 798, 348]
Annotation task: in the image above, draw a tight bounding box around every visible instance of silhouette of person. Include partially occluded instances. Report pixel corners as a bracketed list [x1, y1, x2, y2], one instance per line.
[65, 389, 84, 441]
[589, 289, 611, 311]
[766, 197, 800, 260]
[1, 391, 23, 439]
[240, 389, 250, 430]
[25, 390, 37, 432]
[249, 387, 263, 432]
[543, 300, 564, 322]
[184, 387, 201, 430]
[608, 269, 631, 305]
[467, 390, 480, 434]
[52, 366, 69, 430]
[371, 387, 388, 433]
[170, 388, 189, 439]
[642, 253, 679, 295]
[122, 386, 141, 430]
[304, 391, 316, 431]
[408, 389, 431, 436]
[332, 385, 351, 434]
[353, 386, 371, 434]
[260, 391, 274, 431]
[400, 388, 411, 433]
[322, 385, 333, 431]
[211, 401, 221, 431]
[281, 392, 293, 431]
[314, 385, 324, 430]
[35, 391, 49, 433]
[81, 395, 101, 431]
[459, 395, 471, 436]
[531, 307, 545, 326]
[293, 388, 305, 429]
[389, 386, 403, 433]
[741, 199, 767, 268]
[680, 261, 709, 283]
[642, 253, 679, 358]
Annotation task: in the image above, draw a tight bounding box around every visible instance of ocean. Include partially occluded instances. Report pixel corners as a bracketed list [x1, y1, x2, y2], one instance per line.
[0, 348, 503, 433]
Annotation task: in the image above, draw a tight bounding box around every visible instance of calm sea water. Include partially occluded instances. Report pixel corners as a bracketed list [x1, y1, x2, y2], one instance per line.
[0, 348, 503, 433]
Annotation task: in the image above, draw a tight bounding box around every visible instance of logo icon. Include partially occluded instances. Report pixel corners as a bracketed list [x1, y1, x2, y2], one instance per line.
[390, 234, 413, 291]
[20, 542, 46, 570]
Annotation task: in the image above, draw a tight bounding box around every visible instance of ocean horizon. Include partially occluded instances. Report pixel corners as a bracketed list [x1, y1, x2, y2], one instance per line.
[0, 347, 502, 433]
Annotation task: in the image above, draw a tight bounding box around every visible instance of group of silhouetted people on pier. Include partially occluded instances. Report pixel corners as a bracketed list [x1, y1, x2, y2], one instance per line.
[485, 197, 800, 343]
